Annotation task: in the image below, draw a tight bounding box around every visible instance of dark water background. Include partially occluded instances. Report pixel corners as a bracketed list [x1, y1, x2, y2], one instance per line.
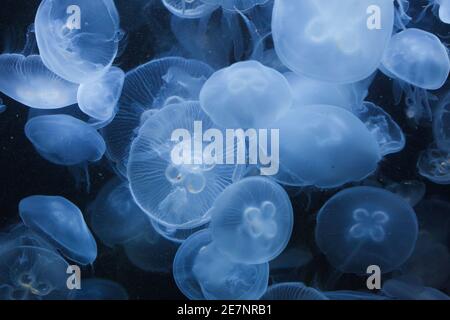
[0, 0, 449, 299]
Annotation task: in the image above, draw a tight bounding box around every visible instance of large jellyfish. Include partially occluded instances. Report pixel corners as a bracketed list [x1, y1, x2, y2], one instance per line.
[433, 91, 450, 152]
[68, 278, 128, 300]
[417, 145, 450, 184]
[162, 0, 218, 19]
[0, 54, 78, 109]
[261, 283, 328, 300]
[173, 230, 269, 300]
[127, 102, 235, 228]
[0, 246, 69, 300]
[200, 60, 293, 128]
[315, 186, 418, 274]
[270, 105, 381, 188]
[35, 0, 122, 84]
[87, 178, 149, 247]
[103, 57, 214, 176]
[272, 0, 395, 83]
[19, 195, 97, 265]
[210, 177, 293, 264]
[25, 114, 106, 166]
[352, 101, 406, 156]
[77, 67, 125, 121]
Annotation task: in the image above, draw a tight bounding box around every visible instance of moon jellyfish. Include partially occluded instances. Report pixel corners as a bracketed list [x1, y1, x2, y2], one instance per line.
[162, 0, 218, 19]
[127, 102, 235, 228]
[272, 0, 394, 83]
[270, 105, 381, 188]
[382, 278, 450, 300]
[77, 67, 125, 121]
[315, 186, 418, 274]
[210, 177, 293, 264]
[381, 28, 450, 90]
[35, 0, 121, 84]
[417, 145, 450, 184]
[68, 278, 128, 300]
[174, 230, 269, 300]
[103, 57, 213, 176]
[202, 0, 269, 11]
[261, 283, 328, 300]
[25, 115, 106, 166]
[87, 178, 148, 247]
[200, 60, 292, 128]
[19, 195, 97, 265]
[0, 54, 78, 109]
[0, 223, 55, 254]
[352, 102, 405, 156]
[0, 246, 69, 300]
[433, 92, 450, 152]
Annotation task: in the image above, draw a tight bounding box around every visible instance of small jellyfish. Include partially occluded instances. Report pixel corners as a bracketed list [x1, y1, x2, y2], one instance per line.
[315, 186, 418, 274]
[87, 178, 149, 247]
[162, 0, 218, 19]
[0, 54, 78, 109]
[25, 114, 106, 166]
[35, 0, 121, 84]
[200, 60, 293, 128]
[19, 195, 97, 265]
[417, 144, 450, 185]
[270, 105, 381, 188]
[77, 67, 125, 121]
[202, 0, 269, 11]
[0, 246, 69, 300]
[210, 177, 293, 264]
[261, 283, 328, 300]
[103, 57, 213, 176]
[173, 230, 269, 300]
[381, 28, 450, 90]
[68, 278, 128, 300]
[352, 102, 405, 156]
[382, 278, 450, 300]
[127, 102, 235, 229]
[433, 91, 450, 153]
[272, 0, 395, 83]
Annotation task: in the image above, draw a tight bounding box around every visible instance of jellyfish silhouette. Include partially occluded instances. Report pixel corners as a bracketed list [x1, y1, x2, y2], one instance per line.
[68, 278, 128, 300]
[272, 0, 394, 83]
[417, 145, 450, 185]
[433, 91, 450, 153]
[35, 0, 122, 84]
[261, 283, 328, 300]
[210, 177, 293, 264]
[0, 54, 78, 109]
[200, 60, 293, 128]
[315, 186, 418, 274]
[19, 195, 97, 265]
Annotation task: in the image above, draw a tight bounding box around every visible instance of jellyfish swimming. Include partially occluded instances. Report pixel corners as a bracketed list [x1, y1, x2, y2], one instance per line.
[0, 246, 69, 300]
[315, 186, 418, 274]
[19, 195, 97, 265]
[210, 177, 293, 264]
[0, 54, 78, 109]
[417, 145, 450, 185]
[162, 0, 218, 19]
[272, 0, 395, 83]
[127, 101, 235, 229]
[87, 178, 149, 248]
[352, 101, 405, 156]
[173, 230, 269, 300]
[77, 67, 125, 122]
[68, 278, 128, 300]
[25, 114, 106, 166]
[35, 0, 122, 84]
[261, 283, 328, 300]
[200, 60, 293, 128]
[103, 57, 214, 176]
[270, 105, 381, 188]
[433, 91, 450, 152]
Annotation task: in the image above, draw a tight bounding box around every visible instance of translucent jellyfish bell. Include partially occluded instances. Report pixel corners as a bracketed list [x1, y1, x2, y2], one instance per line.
[0, 246, 69, 300]
[261, 283, 328, 300]
[417, 145, 450, 185]
[19, 195, 97, 265]
[162, 0, 218, 19]
[68, 278, 128, 300]
[127, 102, 235, 229]
[433, 92, 450, 152]
[381, 28, 450, 90]
[272, 0, 394, 83]
[35, 0, 121, 84]
[173, 230, 269, 300]
[270, 105, 381, 188]
[210, 177, 293, 264]
[77, 67, 125, 121]
[200, 60, 293, 128]
[25, 115, 106, 166]
[352, 102, 405, 156]
[315, 187, 418, 274]
[0, 54, 78, 109]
